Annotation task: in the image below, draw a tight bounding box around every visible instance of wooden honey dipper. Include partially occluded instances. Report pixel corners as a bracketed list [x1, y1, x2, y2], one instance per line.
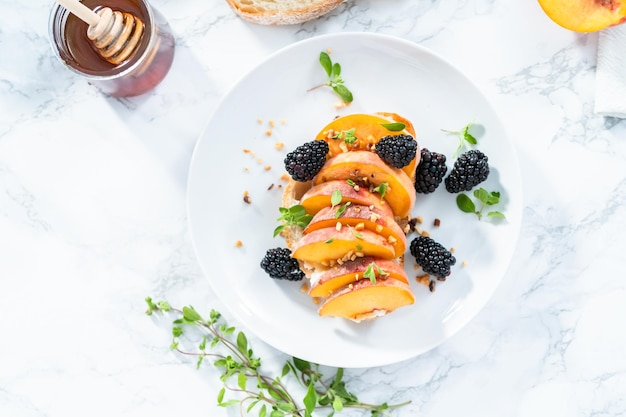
[56, 0, 145, 65]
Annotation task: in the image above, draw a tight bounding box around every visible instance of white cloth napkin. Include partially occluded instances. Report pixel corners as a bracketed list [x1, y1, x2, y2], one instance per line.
[595, 24, 626, 118]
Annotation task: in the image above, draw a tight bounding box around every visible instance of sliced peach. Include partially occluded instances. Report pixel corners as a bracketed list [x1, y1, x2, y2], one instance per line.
[318, 277, 415, 321]
[299, 179, 393, 218]
[313, 151, 416, 218]
[538, 0, 626, 32]
[314, 112, 419, 180]
[304, 204, 406, 257]
[291, 225, 396, 264]
[309, 256, 409, 298]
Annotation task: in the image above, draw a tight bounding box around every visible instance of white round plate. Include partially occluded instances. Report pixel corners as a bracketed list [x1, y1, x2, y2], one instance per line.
[187, 32, 522, 368]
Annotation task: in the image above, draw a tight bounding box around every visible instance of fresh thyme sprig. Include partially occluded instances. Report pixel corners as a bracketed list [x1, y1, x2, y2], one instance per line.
[145, 297, 411, 417]
[308, 51, 354, 103]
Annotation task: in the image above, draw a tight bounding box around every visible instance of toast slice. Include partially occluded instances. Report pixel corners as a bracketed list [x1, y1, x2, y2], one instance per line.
[225, 0, 345, 25]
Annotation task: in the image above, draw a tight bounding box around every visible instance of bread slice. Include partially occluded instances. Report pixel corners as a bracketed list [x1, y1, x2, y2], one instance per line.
[225, 0, 345, 25]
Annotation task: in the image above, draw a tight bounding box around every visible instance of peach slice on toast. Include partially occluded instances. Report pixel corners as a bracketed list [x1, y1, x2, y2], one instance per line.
[304, 204, 407, 258]
[313, 151, 416, 218]
[314, 112, 419, 179]
[299, 179, 394, 218]
[291, 225, 396, 264]
[309, 256, 409, 298]
[317, 277, 415, 321]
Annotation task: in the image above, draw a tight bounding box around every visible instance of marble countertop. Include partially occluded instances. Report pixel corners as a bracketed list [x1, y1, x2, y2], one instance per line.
[2, 0, 625, 416]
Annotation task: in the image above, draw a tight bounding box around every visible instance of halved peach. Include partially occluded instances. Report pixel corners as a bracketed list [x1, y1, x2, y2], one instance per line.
[309, 256, 409, 298]
[313, 151, 416, 218]
[304, 204, 406, 257]
[538, 0, 626, 32]
[317, 277, 415, 321]
[291, 225, 396, 264]
[299, 179, 393, 218]
[314, 112, 419, 180]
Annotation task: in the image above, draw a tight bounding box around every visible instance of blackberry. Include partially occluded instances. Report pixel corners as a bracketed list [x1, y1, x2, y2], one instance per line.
[374, 134, 417, 168]
[284, 140, 329, 182]
[414, 148, 447, 194]
[260, 247, 305, 281]
[444, 149, 489, 193]
[409, 236, 456, 279]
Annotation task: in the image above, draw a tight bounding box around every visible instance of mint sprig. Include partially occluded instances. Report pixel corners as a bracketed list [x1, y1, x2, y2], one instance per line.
[456, 188, 506, 220]
[145, 297, 411, 416]
[308, 51, 354, 103]
[443, 122, 478, 158]
[274, 205, 313, 237]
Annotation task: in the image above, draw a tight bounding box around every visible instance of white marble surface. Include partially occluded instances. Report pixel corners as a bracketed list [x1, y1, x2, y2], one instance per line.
[1, 0, 625, 416]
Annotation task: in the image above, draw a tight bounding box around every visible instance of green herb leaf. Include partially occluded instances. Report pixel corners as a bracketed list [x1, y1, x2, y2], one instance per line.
[334, 202, 350, 219]
[275, 205, 313, 236]
[303, 383, 317, 417]
[331, 189, 342, 207]
[456, 194, 476, 213]
[487, 211, 506, 219]
[333, 84, 353, 103]
[374, 182, 388, 199]
[325, 237, 335, 244]
[312, 51, 354, 103]
[319, 52, 332, 76]
[236, 331, 248, 354]
[364, 263, 377, 283]
[458, 188, 506, 220]
[380, 122, 406, 131]
[182, 306, 202, 322]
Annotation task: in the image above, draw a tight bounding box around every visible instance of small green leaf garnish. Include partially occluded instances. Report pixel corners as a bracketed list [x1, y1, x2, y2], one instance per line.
[308, 51, 354, 103]
[380, 122, 406, 131]
[274, 205, 313, 237]
[334, 201, 351, 219]
[145, 298, 411, 416]
[364, 263, 377, 283]
[443, 121, 478, 157]
[355, 244, 363, 251]
[373, 182, 389, 199]
[346, 179, 356, 187]
[352, 231, 364, 239]
[332, 128, 357, 144]
[456, 188, 506, 220]
[331, 189, 342, 208]
[324, 237, 335, 244]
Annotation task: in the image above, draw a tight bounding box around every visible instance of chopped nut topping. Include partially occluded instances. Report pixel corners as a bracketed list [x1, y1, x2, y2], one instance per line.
[264, 165, 272, 171]
[434, 218, 441, 227]
[416, 274, 430, 286]
[275, 142, 285, 150]
[375, 225, 384, 233]
[269, 120, 275, 128]
[280, 173, 290, 181]
[335, 222, 342, 231]
[235, 240, 243, 247]
[355, 222, 365, 230]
